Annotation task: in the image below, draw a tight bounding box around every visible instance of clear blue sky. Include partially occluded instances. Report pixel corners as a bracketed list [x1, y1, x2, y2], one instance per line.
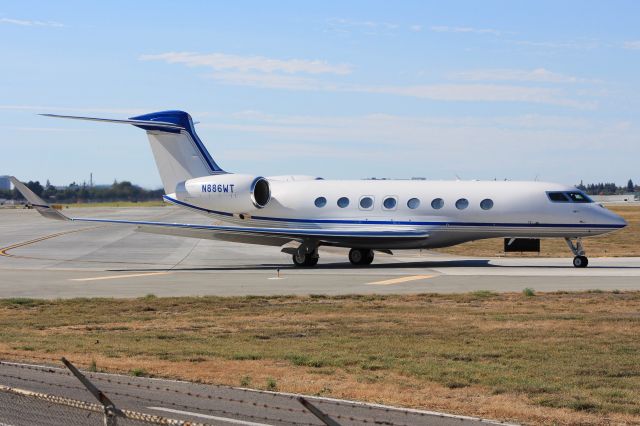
[1, 1, 639, 188]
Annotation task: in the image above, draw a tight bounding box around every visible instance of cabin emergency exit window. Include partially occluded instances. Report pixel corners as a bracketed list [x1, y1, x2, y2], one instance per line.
[359, 196, 374, 210]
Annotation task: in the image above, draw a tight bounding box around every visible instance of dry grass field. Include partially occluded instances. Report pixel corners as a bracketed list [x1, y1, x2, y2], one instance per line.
[0, 292, 639, 425]
[438, 205, 640, 258]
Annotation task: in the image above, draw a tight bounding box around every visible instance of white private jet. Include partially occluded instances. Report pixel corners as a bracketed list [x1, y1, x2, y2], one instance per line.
[11, 110, 626, 268]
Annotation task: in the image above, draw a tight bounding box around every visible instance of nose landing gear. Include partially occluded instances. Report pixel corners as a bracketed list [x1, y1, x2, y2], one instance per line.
[565, 238, 588, 268]
[572, 255, 588, 268]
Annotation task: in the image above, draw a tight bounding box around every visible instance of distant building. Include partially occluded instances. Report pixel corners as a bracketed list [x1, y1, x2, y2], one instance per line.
[0, 176, 11, 191]
[593, 194, 640, 204]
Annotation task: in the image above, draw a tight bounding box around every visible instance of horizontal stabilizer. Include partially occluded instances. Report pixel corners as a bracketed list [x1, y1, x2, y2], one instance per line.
[9, 177, 69, 221]
[39, 114, 184, 131]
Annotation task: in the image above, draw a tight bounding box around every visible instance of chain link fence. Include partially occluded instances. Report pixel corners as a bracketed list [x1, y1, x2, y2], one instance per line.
[0, 357, 354, 426]
[0, 384, 207, 426]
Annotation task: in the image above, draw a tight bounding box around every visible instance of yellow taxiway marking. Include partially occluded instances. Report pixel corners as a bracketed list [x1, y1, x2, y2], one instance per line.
[0, 227, 99, 257]
[70, 272, 171, 282]
[367, 274, 435, 285]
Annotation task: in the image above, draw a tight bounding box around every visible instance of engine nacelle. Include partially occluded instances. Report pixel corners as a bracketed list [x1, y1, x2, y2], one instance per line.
[176, 174, 271, 213]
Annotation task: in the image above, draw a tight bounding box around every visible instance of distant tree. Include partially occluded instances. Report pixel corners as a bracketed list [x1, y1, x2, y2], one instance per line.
[9, 178, 163, 203]
[43, 181, 58, 200]
[627, 179, 634, 192]
[26, 181, 44, 197]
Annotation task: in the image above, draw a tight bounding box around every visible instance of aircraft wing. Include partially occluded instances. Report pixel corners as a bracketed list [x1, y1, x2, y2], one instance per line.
[9, 177, 69, 220]
[74, 217, 429, 246]
[10, 177, 429, 247]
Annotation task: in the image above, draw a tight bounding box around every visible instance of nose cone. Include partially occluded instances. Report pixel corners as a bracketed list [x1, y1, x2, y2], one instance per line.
[600, 206, 627, 228]
[614, 213, 628, 228]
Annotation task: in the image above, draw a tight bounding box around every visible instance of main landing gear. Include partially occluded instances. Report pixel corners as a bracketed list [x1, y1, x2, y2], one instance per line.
[565, 238, 588, 268]
[287, 242, 376, 267]
[292, 248, 319, 267]
[348, 248, 374, 266]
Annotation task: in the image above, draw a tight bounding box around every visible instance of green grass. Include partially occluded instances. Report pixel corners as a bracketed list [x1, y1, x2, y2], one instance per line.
[240, 375, 251, 387]
[0, 292, 639, 423]
[130, 368, 150, 377]
[470, 290, 499, 298]
[266, 377, 278, 391]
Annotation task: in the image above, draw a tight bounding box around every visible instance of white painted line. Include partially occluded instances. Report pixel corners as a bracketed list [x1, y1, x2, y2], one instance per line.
[147, 407, 272, 426]
[367, 274, 435, 285]
[70, 272, 171, 282]
[267, 277, 285, 280]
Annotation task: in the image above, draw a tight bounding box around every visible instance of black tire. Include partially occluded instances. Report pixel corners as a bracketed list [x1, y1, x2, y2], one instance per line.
[305, 256, 319, 267]
[348, 248, 364, 265]
[292, 252, 319, 267]
[293, 252, 307, 267]
[573, 256, 588, 268]
[363, 249, 375, 265]
[349, 249, 374, 266]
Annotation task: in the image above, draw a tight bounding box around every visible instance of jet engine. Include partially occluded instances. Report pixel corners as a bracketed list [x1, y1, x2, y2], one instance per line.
[176, 174, 271, 212]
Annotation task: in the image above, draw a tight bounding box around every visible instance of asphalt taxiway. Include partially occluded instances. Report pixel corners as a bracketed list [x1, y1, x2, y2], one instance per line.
[0, 360, 511, 426]
[1, 206, 639, 299]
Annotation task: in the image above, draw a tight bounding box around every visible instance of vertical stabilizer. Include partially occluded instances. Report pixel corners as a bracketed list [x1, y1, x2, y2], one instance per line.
[129, 111, 226, 194]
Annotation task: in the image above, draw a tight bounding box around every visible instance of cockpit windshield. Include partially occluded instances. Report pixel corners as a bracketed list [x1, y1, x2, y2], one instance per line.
[547, 191, 593, 203]
[566, 191, 593, 203]
[547, 192, 569, 202]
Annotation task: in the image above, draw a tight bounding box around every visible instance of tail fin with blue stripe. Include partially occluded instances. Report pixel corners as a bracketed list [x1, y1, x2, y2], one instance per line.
[41, 110, 225, 194]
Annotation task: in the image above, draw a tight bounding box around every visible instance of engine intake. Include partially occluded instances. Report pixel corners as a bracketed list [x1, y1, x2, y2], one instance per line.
[250, 177, 271, 208]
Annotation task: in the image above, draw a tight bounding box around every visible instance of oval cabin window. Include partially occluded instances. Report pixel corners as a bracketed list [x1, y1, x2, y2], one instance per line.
[455, 198, 469, 210]
[431, 198, 444, 209]
[480, 198, 494, 210]
[337, 197, 350, 208]
[359, 196, 373, 209]
[383, 197, 397, 210]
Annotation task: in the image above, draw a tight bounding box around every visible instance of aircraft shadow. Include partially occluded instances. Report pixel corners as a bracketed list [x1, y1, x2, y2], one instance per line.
[107, 259, 489, 272]
[106, 258, 640, 273]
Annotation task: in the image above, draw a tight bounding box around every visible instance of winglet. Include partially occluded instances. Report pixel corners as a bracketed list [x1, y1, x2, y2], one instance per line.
[9, 177, 69, 221]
